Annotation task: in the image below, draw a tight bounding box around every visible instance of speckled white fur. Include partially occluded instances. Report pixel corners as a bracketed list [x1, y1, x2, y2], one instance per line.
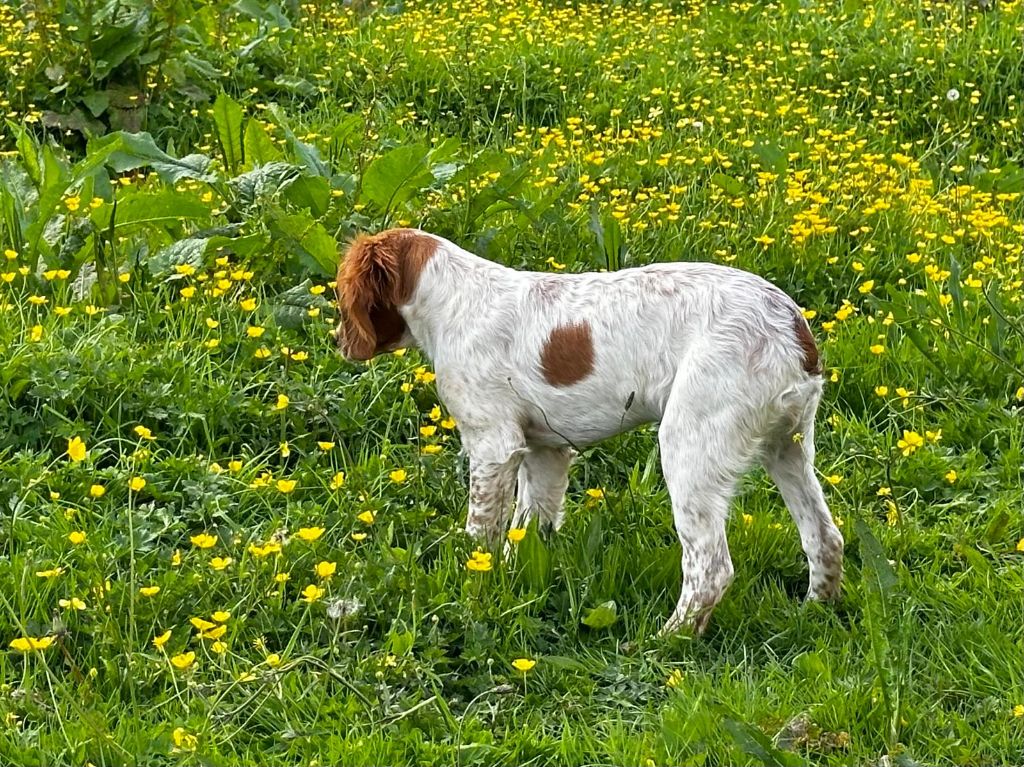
[374, 232, 842, 634]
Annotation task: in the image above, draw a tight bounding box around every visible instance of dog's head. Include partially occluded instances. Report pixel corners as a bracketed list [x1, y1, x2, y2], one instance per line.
[335, 229, 437, 360]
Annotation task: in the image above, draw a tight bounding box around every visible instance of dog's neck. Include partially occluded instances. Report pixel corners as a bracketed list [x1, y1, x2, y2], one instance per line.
[398, 239, 528, 367]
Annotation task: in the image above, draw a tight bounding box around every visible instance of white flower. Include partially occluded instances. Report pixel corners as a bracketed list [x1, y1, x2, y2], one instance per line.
[692, 120, 704, 131]
[946, 88, 960, 102]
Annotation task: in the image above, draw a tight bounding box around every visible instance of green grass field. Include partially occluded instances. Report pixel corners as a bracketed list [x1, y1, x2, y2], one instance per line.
[2, 0, 1023, 764]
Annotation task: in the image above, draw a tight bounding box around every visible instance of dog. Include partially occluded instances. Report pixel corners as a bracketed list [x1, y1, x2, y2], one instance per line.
[334, 228, 843, 634]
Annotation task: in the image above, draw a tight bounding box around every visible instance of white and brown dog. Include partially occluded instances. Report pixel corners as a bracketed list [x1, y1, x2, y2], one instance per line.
[335, 228, 843, 633]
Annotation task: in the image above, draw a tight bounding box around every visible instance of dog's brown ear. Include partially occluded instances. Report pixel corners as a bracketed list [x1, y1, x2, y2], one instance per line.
[337, 233, 400, 360]
[337, 229, 437, 360]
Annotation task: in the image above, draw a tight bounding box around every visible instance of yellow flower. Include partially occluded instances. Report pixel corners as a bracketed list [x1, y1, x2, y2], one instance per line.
[274, 393, 289, 410]
[89, 484, 105, 498]
[170, 651, 196, 670]
[140, 585, 161, 597]
[201, 624, 227, 640]
[317, 441, 335, 451]
[897, 430, 924, 456]
[248, 541, 282, 558]
[585, 488, 604, 500]
[507, 528, 527, 544]
[858, 280, 875, 294]
[666, 669, 685, 688]
[875, 386, 889, 396]
[389, 469, 408, 483]
[134, 425, 155, 440]
[420, 425, 437, 437]
[296, 526, 325, 542]
[429, 405, 442, 421]
[190, 533, 217, 549]
[67, 436, 87, 462]
[190, 617, 216, 632]
[357, 510, 375, 525]
[276, 478, 297, 494]
[129, 476, 146, 492]
[35, 567, 63, 578]
[826, 474, 843, 486]
[255, 347, 271, 359]
[945, 470, 958, 483]
[1016, 386, 1024, 401]
[29, 324, 43, 342]
[301, 584, 324, 603]
[247, 325, 266, 338]
[421, 445, 443, 455]
[441, 417, 456, 430]
[68, 531, 86, 545]
[58, 597, 87, 610]
[869, 344, 885, 355]
[180, 286, 196, 299]
[315, 560, 337, 579]
[351, 532, 368, 541]
[212, 611, 231, 623]
[266, 653, 283, 667]
[172, 727, 198, 752]
[9, 636, 55, 652]
[210, 556, 233, 571]
[511, 658, 536, 672]
[330, 472, 345, 490]
[1016, 538, 1024, 553]
[279, 442, 290, 458]
[152, 630, 172, 649]
[205, 317, 219, 329]
[211, 640, 228, 654]
[466, 550, 492, 572]
[239, 297, 257, 311]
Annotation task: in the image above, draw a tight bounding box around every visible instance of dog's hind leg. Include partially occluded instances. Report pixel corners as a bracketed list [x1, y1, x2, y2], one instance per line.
[763, 382, 844, 601]
[658, 360, 766, 635]
[510, 446, 574, 535]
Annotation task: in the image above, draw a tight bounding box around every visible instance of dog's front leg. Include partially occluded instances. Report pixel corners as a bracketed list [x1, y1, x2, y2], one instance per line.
[465, 439, 525, 546]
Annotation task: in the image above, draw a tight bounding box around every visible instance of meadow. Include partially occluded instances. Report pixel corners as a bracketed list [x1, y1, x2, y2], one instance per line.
[1, 0, 1023, 764]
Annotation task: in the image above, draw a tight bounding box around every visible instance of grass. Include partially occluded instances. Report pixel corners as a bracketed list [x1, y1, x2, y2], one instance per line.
[1, 0, 1024, 764]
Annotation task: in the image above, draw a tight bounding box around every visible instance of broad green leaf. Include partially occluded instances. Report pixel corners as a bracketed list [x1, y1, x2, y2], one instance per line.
[243, 119, 282, 168]
[854, 518, 898, 596]
[753, 141, 787, 173]
[227, 162, 302, 209]
[7, 121, 41, 189]
[710, 172, 745, 196]
[581, 600, 618, 629]
[271, 212, 338, 276]
[361, 144, 433, 213]
[95, 189, 210, 230]
[517, 526, 552, 593]
[213, 92, 245, 174]
[284, 175, 331, 217]
[148, 237, 209, 277]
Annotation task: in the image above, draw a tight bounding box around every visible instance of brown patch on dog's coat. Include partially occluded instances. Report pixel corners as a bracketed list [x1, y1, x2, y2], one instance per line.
[540, 322, 595, 386]
[793, 314, 822, 376]
[336, 229, 437, 360]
